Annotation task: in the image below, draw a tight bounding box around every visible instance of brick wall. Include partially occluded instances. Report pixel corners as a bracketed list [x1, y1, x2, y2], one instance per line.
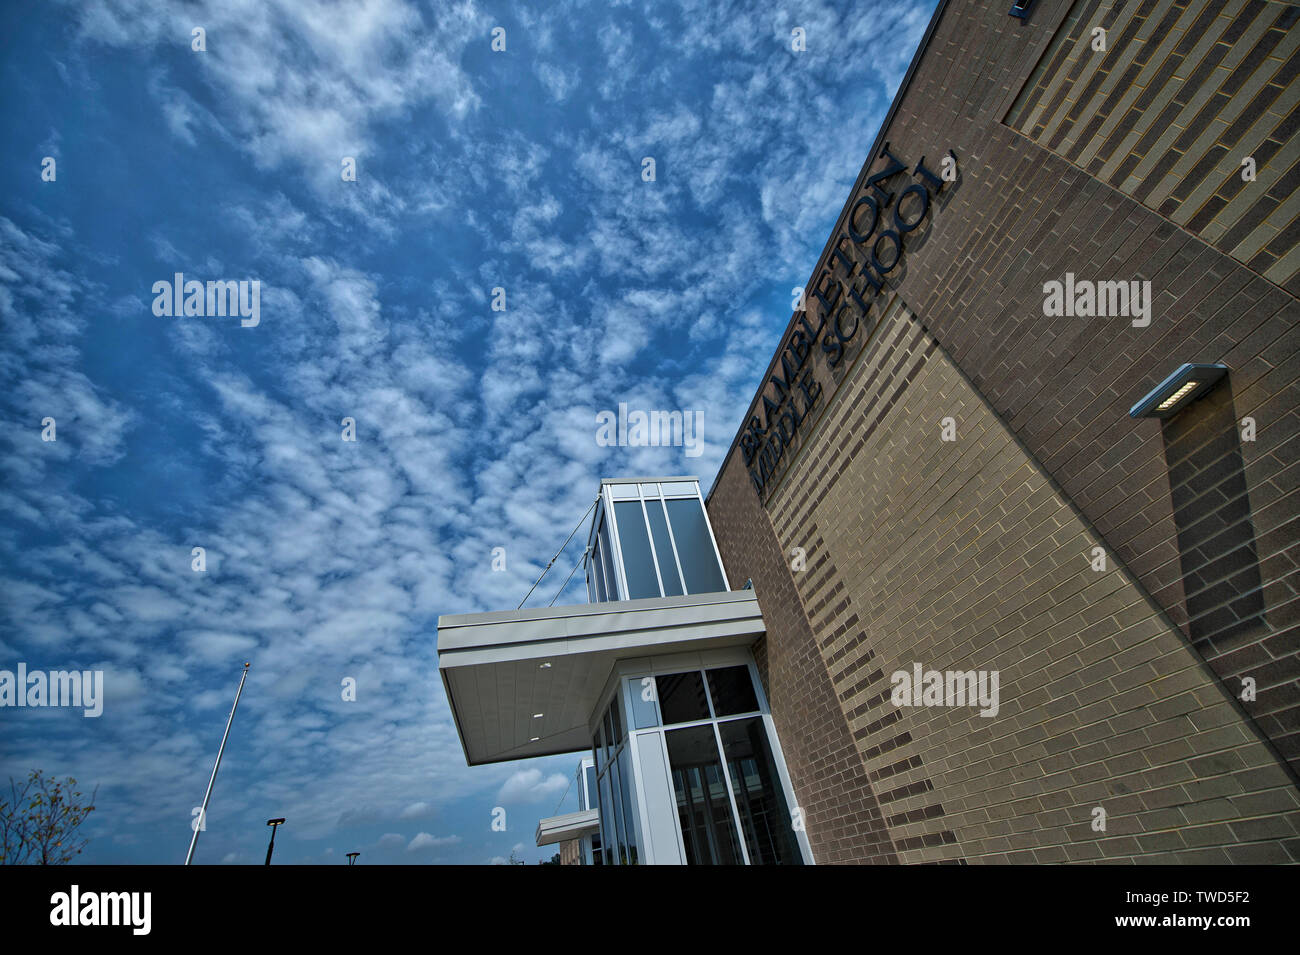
[1006, 0, 1300, 292]
[559, 838, 583, 866]
[706, 0, 1299, 863]
[709, 456, 899, 863]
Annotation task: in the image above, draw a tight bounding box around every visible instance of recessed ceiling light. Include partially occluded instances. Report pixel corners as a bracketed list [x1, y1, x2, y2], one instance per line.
[529, 737, 540, 742]
[538, 662, 552, 669]
[533, 713, 544, 718]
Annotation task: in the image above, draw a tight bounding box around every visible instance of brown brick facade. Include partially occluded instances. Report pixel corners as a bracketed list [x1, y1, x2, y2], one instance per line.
[709, 440, 900, 864]
[1006, 0, 1300, 292]
[706, 0, 1300, 864]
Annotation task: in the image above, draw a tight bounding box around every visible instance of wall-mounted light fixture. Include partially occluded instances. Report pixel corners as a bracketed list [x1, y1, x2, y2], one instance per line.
[1129, 363, 1228, 419]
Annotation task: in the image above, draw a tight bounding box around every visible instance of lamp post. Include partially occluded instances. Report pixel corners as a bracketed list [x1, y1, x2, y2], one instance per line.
[346, 852, 360, 866]
[265, 817, 286, 865]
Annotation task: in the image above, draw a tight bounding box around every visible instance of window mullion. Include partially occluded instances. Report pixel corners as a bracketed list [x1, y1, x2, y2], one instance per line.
[605, 487, 630, 600]
[712, 719, 751, 865]
[638, 491, 667, 598]
[658, 496, 689, 595]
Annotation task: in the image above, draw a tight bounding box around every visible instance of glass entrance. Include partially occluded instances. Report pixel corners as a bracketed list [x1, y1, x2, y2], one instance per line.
[591, 659, 808, 865]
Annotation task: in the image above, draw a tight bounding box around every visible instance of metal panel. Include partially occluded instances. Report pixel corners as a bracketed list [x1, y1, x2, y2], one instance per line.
[633, 730, 685, 866]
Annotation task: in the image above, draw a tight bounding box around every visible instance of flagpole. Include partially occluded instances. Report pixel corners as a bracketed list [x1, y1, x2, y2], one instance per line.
[184, 662, 251, 865]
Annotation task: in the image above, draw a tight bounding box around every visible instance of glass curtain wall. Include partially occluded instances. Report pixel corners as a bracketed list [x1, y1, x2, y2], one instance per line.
[591, 696, 640, 865]
[585, 481, 728, 602]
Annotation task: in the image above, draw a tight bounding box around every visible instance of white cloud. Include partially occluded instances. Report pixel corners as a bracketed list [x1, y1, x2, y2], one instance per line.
[496, 769, 568, 805]
[57, 0, 486, 227]
[536, 62, 579, 102]
[398, 801, 434, 820]
[3, 0, 934, 863]
[406, 832, 461, 852]
[182, 631, 259, 663]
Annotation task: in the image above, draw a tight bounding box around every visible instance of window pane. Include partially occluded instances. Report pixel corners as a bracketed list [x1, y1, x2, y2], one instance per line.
[660, 481, 697, 497]
[639, 483, 660, 498]
[592, 734, 603, 776]
[610, 693, 623, 745]
[590, 528, 606, 602]
[665, 725, 743, 865]
[665, 498, 726, 594]
[617, 745, 640, 864]
[629, 675, 660, 729]
[645, 499, 684, 596]
[600, 714, 611, 770]
[718, 717, 804, 865]
[584, 765, 597, 812]
[609, 483, 639, 500]
[707, 665, 759, 716]
[657, 671, 709, 725]
[598, 770, 615, 864]
[614, 501, 660, 598]
[599, 519, 619, 600]
[608, 756, 627, 865]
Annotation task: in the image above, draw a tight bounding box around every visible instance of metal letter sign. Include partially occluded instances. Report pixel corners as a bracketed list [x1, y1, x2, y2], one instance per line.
[742, 144, 956, 500]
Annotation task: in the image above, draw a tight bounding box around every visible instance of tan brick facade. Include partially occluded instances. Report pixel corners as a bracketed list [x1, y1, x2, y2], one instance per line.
[560, 838, 583, 866]
[706, 0, 1300, 864]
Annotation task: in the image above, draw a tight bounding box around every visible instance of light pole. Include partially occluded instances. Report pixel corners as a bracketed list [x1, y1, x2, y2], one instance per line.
[265, 817, 285, 865]
[346, 852, 360, 866]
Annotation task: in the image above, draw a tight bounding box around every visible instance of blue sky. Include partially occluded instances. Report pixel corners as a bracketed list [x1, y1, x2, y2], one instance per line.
[0, 0, 935, 864]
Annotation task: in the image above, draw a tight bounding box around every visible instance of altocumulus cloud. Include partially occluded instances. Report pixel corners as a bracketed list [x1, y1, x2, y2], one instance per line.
[1, 0, 937, 863]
